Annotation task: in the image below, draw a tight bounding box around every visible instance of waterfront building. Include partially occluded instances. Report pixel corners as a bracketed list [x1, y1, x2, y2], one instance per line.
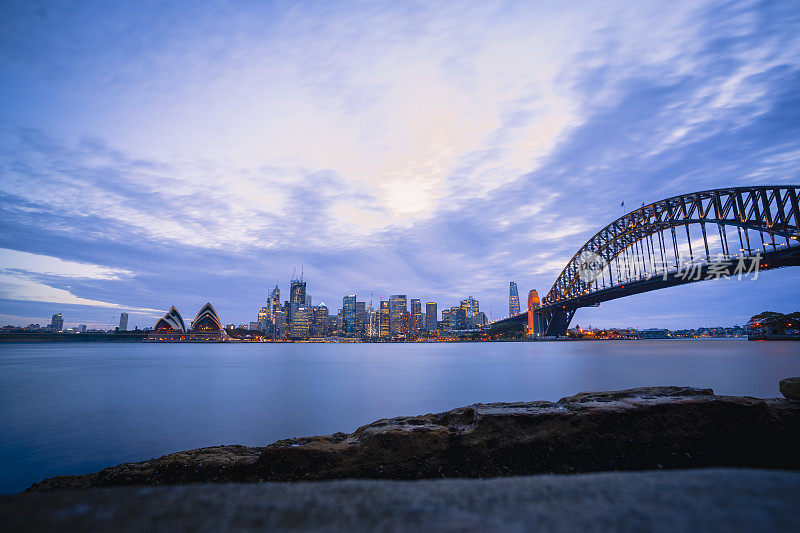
[149, 302, 226, 342]
[509, 282, 520, 316]
[154, 306, 186, 332]
[249, 321, 259, 331]
[356, 301, 366, 335]
[257, 306, 269, 331]
[289, 279, 307, 322]
[119, 313, 128, 331]
[192, 302, 222, 332]
[79, 324, 87, 333]
[389, 295, 407, 334]
[366, 304, 379, 337]
[460, 297, 479, 319]
[410, 299, 422, 332]
[343, 295, 357, 337]
[292, 307, 311, 339]
[49, 313, 63, 332]
[425, 302, 438, 331]
[311, 303, 330, 337]
[269, 285, 281, 319]
[379, 301, 390, 337]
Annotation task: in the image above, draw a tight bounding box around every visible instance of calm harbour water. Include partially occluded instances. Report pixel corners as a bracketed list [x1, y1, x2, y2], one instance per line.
[1, 339, 799, 493]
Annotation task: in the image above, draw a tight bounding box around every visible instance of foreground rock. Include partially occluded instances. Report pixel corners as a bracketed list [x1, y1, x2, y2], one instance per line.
[7, 469, 800, 532]
[780, 377, 800, 400]
[29, 386, 800, 491]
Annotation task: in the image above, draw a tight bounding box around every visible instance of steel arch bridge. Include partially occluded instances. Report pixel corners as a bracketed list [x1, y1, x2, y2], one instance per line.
[491, 185, 800, 337]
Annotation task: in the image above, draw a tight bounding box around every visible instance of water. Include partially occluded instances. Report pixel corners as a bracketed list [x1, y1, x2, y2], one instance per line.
[1, 339, 799, 493]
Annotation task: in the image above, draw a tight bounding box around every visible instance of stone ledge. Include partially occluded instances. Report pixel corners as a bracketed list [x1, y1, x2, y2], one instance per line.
[28, 386, 800, 491]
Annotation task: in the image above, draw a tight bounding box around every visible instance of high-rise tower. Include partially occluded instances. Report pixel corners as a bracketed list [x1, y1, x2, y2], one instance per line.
[509, 281, 520, 316]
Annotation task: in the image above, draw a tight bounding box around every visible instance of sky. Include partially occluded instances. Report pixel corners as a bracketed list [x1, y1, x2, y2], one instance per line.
[1, 0, 799, 330]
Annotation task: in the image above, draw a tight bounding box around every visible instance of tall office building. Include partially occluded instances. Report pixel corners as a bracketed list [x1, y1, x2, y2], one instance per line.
[343, 295, 357, 337]
[356, 301, 366, 335]
[509, 281, 520, 316]
[119, 312, 128, 331]
[257, 307, 269, 331]
[460, 296, 479, 319]
[410, 299, 422, 332]
[389, 295, 407, 334]
[425, 302, 438, 331]
[288, 279, 306, 326]
[50, 313, 63, 332]
[379, 301, 390, 337]
[269, 285, 281, 318]
[291, 307, 311, 339]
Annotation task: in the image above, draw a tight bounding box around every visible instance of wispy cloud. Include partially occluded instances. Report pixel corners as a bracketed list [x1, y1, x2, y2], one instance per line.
[0, 0, 799, 326]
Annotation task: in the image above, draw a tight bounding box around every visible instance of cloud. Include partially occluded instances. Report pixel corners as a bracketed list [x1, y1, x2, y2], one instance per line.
[0, 248, 159, 313]
[0, 0, 799, 326]
[0, 248, 131, 279]
[0, 273, 160, 313]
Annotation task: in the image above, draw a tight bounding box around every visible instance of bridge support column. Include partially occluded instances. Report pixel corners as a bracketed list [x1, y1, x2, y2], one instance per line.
[546, 308, 571, 337]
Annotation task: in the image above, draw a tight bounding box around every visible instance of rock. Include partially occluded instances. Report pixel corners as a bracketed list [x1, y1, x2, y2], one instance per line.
[8, 469, 800, 531]
[779, 377, 800, 400]
[28, 386, 800, 491]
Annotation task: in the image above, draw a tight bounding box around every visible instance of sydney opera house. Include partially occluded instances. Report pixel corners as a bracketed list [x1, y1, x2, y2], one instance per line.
[146, 302, 228, 342]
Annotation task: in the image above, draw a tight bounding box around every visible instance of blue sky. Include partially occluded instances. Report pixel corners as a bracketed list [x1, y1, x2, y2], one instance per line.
[1, 0, 799, 329]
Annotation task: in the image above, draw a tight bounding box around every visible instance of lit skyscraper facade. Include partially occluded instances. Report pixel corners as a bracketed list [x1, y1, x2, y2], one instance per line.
[379, 301, 390, 337]
[389, 295, 407, 334]
[119, 312, 128, 331]
[356, 300, 366, 336]
[343, 295, 357, 337]
[291, 307, 311, 339]
[410, 299, 422, 332]
[50, 313, 63, 332]
[425, 302, 437, 331]
[509, 281, 520, 316]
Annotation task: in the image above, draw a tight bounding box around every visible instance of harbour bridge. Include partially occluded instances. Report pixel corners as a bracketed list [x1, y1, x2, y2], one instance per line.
[490, 185, 800, 337]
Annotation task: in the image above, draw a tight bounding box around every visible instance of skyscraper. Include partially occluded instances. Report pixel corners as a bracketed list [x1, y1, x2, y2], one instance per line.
[119, 312, 128, 331]
[509, 281, 520, 316]
[50, 313, 63, 332]
[410, 299, 422, 333]
[289, 278, 306, 326]
[257, 307, 269, 331]
[291, 307, 311, 339]
[460, 296, 479, 319]
[343, 295, 357, 337]
[356, 301, 366, 335]
[269, 285, 281, 318]
[425, 302, 438, 331]
[389, 295, 407, 334]
[379, 300, 390, 337]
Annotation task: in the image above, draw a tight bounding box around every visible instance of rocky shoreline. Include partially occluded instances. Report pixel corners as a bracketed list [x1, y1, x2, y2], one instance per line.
[29, 379, 800, 491]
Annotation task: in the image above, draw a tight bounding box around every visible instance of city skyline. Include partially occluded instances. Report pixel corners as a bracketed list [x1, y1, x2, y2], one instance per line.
[1, 1, 800, 329]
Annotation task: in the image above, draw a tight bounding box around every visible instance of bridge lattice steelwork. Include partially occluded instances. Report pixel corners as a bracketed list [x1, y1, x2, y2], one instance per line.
[491, 186, 800, 337]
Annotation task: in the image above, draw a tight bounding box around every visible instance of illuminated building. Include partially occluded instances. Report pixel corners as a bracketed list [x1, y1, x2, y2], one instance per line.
[389, 295, 407, 334]
[425, 302, 437, 330]
[379, 301, 390, 337]
[257, 307, 269, 331]
[154, 306, 186, 332]
[460, 297, 479, 319]
[119, 313, 128, 331]
[343, 295, 357, 337]
[410, 299, 422, 332]
[289, 279, 306, 325]
[192, 302, 222, 332]
[509, 282, 520, 316]
[49, 313, 63, 332]
[291, 307, 311, 339]
[356, 300, 366, 335]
